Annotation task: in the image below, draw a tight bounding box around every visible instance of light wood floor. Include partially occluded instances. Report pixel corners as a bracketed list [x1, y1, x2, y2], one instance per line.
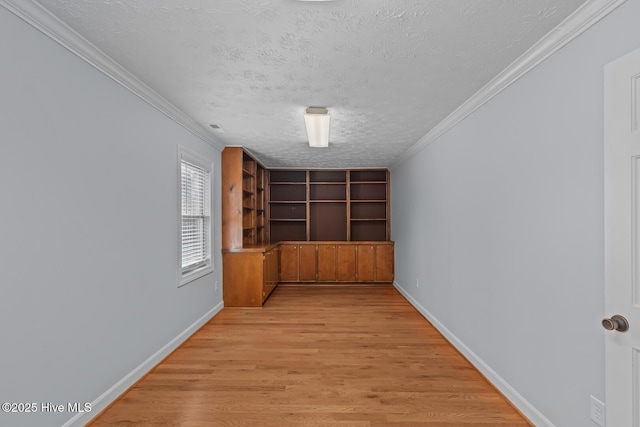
[90, 285, 531, 426]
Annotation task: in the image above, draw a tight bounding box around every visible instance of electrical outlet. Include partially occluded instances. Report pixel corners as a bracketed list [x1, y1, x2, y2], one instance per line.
[590, 395, 605, 426]
[416, 279, 420, 289]
[215, 281, 219, 291]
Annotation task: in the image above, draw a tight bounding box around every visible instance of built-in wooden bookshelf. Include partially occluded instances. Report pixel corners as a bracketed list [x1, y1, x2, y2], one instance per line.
[256, 163, 267, 244]
[268, 169, 389, 242]
[222, 147, 267, 249]
[222, 147, 274, 307]
[222, 149, 393, 305]
[309, 170, 347, 241]
[349, 169, 389, 241]
[268, 170, 308, 242]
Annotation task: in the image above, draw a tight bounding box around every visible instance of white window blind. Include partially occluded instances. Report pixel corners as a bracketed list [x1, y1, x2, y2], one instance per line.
[181, 159, 211, 273]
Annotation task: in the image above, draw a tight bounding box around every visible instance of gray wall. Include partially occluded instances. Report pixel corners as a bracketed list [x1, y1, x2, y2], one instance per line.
[0, 6, 223, 427]
[391, 1, 640, 426]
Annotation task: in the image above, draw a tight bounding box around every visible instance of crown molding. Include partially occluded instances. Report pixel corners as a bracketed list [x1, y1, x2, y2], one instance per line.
[0, 0, 225, 151]
[391, 0, 628, 168]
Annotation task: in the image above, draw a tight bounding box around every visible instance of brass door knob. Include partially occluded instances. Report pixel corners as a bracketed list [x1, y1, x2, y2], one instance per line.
[602, 315, 629, 332]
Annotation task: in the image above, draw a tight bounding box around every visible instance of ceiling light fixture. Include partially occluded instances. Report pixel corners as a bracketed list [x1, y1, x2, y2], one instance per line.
[304, 107, 330, 148]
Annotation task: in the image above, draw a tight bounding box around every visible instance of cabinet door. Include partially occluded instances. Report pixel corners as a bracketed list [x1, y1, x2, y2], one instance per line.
[375, 245, 394, 282]
[317, 244, 337, 281]
[357, 244, 375, 282]
[223, 252, 264, 307]
[299, 245, 317, 281]
[263, 248, 279, 301]
[262, 251, 270, 301]
[337, 244, 356, 281]
[280, 244, 299, 282]
[270, 247, 280, 284]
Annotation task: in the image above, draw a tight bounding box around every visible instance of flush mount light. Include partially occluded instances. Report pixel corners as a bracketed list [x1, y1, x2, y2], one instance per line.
[304, 107, 330, 148]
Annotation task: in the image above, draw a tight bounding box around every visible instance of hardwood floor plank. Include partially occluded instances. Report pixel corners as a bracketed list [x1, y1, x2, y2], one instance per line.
[90, 285, 531, 426]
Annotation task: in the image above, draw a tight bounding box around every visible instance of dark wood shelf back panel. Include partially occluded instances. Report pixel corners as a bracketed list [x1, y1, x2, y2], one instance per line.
[270, 170, 306, 183]
[270, 221, 307, 242]
[310, 183, 347, 200]
[310, 170, 346, 182]
[350, 183, 387, 200]
[270, 203, 307, 220]
[350, 170, 387, 181]
[310, 203, 347, 241]
[351, 202, 386, 219]
[270, 184, 306, 201]
[351, 221, 387, 241]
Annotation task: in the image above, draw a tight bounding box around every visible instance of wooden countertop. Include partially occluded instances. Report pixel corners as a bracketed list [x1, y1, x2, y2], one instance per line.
[222, 241, 394, 253]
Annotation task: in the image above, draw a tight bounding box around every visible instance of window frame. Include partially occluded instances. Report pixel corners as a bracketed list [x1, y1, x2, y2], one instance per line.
[178, 146, 214, 287]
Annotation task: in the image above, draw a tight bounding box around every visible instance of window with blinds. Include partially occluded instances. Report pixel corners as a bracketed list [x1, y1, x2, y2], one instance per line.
[179, 148, 212, 285]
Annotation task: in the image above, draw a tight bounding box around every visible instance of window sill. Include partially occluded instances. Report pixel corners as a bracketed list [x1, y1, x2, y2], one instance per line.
[179, 264, 214, 287]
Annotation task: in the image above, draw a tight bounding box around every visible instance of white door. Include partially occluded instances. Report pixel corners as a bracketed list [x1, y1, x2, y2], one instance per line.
[605, 47, 640, 427]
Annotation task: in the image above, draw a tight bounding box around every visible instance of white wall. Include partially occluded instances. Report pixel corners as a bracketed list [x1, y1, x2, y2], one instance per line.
[0, 6, 223, 427]
[391, 1, 640, 426]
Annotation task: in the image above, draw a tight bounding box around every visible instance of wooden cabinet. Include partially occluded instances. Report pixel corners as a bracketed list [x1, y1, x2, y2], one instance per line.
[280, 243, 316, 282]
[354, 244, 394, 283]
[223, 241, 394, 305]
[278, 242, 393, 284]
[222, 246, 280, 307]
[317, 244, 336, 281]
[337, 244, 356, 281]
[223, 149, 394, 306]
[222, 251, 261, 307]
[375, 244, 394, 282]
[356, 244, 375, 282]
[263, 247, 279, 301]
[222, 148, 273, 307]
[355, 242, 396, 283]
[299, 244, 317, 281]
[280, 244, 299, 282]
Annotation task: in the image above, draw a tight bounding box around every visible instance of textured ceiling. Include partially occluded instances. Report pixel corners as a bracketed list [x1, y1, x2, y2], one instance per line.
[34, 0, 586, 168]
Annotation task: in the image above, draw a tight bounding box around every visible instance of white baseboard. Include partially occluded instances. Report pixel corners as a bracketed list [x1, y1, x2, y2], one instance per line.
[393, 282, 554, 427]
[61, 301, 224, 427]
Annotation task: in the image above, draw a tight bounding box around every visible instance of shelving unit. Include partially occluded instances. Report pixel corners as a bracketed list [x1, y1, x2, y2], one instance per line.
[268, 168, 390, 242]
[241, 153, 256, 246]
[349, 169, 389, 241]
[268, 170, 307, 242]
[222, 147, 268, 249]
[256, 163, 267, 244]
[309, 170, 347, 241]
[222, 147, 275, 307]
[223, 150, 394, 304]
